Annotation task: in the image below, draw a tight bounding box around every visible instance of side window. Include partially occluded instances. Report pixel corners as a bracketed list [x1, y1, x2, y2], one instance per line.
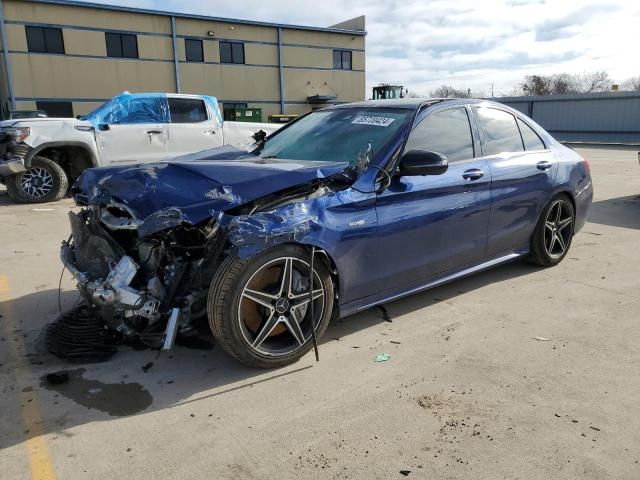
[185, 39, 204, 63]
[169, 98, 208, 123]
[517, 118, 545, 151]
[26, 26, 65, 54]
[104, 97, 169, 124]
[404, 107, 474, 162]
[474, 107, 524, 156]
[105, 33, 138, 59]
[219, 41, 245, 64]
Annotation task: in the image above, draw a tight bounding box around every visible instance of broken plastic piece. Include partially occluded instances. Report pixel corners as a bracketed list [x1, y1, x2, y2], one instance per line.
[374, 353, 391, 362]
[533, 336, 550, 341]
[162, 308, 180, 350]
[45, 371, 70, 385]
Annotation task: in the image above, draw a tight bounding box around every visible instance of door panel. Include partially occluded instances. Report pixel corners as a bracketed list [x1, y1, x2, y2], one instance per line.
[485, 150, 557, 255]
[373, 159, 492, 294]
[472, 106, 558, 256]
[97, 124, 168, 164]
[167, 97, 221, 156]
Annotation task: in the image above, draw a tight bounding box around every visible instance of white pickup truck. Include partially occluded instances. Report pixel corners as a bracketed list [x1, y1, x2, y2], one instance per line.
[0, 92, 282, 203]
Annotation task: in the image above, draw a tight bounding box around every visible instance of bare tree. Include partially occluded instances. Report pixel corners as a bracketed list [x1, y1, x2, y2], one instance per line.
[551, 73, 579, 94]
[621, 76, 640, 91]
[430, 85, 471, 98]
[521, 75, 552, 96]
[521, 71, 611, 95]
[577, 71, 611, 93]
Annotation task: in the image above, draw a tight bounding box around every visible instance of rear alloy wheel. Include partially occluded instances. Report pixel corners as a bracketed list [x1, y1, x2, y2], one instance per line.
[529, 195, 575, 266]
[208, 244, 334, 368]
[6, 156, 68, 203]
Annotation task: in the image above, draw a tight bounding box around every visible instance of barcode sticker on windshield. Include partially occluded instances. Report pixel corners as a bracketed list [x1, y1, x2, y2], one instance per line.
[351, 116, 395, 127]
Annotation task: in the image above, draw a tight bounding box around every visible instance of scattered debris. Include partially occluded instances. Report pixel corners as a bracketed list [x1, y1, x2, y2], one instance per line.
[554, 413, 561, 418]
[377, 305, 392, 322]
[46, 305, 120, 363]
[390, 340, 401, 345]
[142, 362, 154, 373]
[374, 353, 391, 362]
[400, 470, 411, 476]
[534, 336, 551, 341]
[31, 208, 56, 212]
[46, 371, 70, 385]
[589, 426, 601, 432]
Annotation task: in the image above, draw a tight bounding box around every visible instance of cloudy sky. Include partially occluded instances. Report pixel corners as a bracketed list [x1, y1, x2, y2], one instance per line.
[90, 0, 640, 97]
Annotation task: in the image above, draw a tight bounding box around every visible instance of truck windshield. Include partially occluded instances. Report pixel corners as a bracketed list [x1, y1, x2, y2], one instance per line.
[258, 108, 411, 163]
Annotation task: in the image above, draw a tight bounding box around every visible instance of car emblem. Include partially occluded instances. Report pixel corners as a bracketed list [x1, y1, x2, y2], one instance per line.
[275, 298, 290, 314]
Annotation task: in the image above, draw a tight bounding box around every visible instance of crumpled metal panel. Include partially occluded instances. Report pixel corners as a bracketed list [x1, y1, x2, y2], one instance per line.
[72, 146, 349, 237]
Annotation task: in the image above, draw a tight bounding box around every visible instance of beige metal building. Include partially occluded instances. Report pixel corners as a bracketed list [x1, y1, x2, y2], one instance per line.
[0, 0, 366, 120]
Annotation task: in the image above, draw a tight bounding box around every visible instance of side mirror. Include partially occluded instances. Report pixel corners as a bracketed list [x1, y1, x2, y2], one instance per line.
[98, 123, 110, 131]
[397, 150, 448, 176]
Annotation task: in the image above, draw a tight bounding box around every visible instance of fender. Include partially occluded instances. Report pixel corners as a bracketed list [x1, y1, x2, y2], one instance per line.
[24, 141, 99, 169]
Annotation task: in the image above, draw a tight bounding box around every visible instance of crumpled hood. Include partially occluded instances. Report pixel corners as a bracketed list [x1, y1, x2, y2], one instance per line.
[73, 146, 348, 237]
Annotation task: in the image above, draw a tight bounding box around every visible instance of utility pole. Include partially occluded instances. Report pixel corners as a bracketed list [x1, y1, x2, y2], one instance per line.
[491, 83, 494, 98]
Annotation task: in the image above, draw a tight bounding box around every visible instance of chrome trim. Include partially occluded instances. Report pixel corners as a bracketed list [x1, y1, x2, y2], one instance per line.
[0, 157, 26, 176]
[354, 252, 524, 313]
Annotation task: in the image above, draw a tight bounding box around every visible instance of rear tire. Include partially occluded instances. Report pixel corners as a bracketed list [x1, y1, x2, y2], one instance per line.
[208, 244, 334, 368]
[529, 194, 575, 267]
[6, 156, 68, 203]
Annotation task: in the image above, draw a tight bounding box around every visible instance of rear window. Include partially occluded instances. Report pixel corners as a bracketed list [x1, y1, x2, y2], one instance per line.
[474, 107, 524, 156]
[169, 98, 208, 123]
[517, 118, 546, 151]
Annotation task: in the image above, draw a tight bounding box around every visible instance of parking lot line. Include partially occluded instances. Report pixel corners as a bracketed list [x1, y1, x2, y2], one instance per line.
[0, 275, 57, 480]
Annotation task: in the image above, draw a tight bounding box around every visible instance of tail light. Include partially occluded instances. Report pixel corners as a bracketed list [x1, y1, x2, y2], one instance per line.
[582, 158, 590, 175]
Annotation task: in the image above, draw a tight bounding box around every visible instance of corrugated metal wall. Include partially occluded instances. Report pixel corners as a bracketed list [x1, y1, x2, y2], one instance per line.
[496, 91, 640, 144]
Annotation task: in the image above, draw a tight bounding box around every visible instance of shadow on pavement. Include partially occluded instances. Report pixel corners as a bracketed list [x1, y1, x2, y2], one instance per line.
[587, 194, 640, 230]
[0, 258, 538, 450]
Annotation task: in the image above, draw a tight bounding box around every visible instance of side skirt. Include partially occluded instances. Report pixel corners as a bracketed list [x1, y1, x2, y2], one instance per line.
[339, 249, 527, 318]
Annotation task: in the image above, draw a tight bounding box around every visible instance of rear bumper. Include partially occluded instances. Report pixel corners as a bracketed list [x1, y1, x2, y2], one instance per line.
[574, 179, 593, 233]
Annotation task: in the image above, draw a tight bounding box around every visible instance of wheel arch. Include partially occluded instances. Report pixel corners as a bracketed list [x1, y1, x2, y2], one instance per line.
[26, 142, 98, 183]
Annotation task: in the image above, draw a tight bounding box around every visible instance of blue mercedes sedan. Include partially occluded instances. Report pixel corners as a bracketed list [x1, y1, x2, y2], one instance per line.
[63, 98, 593, 368]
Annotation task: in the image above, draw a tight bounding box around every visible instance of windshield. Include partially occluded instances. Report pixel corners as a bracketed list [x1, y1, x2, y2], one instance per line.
[258, 108, 411, 164]
[80, 99, 115, 124]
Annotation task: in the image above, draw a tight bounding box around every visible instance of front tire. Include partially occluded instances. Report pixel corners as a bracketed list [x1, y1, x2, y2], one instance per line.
[529, 194, 575, 267]
[6, 156, 68, 203]
[208, 244, 334, 368]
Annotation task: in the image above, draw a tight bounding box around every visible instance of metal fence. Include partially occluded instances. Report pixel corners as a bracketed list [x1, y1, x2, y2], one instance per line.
[496, 91, 640, 144]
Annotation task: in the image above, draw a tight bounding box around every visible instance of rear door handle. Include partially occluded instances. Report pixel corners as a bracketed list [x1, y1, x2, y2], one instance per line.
[462, 168, 484, 180]
[537, 160, 553, 170]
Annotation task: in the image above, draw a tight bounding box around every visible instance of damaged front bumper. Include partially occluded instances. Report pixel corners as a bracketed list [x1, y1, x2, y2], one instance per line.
[59, 209, 214, 350]
[0, 134, 29, 177]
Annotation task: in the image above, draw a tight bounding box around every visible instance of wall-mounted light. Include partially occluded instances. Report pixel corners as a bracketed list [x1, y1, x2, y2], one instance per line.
[207, 31, 215, 37]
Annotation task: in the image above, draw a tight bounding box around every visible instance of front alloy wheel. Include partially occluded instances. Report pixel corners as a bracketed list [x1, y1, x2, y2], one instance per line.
[208, 245, 334, 368]
[6, 156, 69, 203]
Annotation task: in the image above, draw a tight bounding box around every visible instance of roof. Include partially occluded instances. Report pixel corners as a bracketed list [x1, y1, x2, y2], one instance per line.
[26, 0, 367, 35]
[332, 98, 488, 110]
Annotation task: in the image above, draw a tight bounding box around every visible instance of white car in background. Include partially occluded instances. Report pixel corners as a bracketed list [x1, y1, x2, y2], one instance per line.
[0, 92, 281, 203]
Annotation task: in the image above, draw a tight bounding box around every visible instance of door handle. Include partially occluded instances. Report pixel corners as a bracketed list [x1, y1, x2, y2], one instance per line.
[537, 160, 552, 170]
[147, 130, 163, 135]
[462, 168, 484, 180]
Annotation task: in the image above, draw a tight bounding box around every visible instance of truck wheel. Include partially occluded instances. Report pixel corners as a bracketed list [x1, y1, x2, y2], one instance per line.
[208, 244, 334, 368]
[6, 156, 68, 203]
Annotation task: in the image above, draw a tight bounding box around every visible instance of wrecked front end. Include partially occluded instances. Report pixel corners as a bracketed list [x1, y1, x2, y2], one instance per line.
[57, 153, 348, 355]
[61, 206, 223, 350]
